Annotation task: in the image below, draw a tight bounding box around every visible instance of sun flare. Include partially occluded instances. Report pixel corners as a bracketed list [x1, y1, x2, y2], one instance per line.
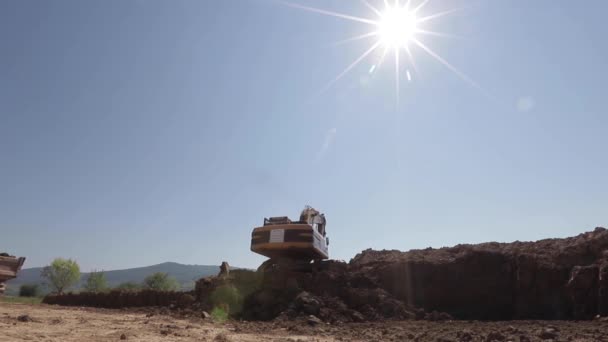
[377, 6, 418, 49]
[282, 0, 477, 101]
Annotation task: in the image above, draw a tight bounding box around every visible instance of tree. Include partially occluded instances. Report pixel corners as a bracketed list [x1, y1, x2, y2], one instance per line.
[41, 258, 81, 294]
[143, 272, 179, 291]
[83, 270, 108, 292]
[115, 282, 142, 291]
[19, 284, 40, 297]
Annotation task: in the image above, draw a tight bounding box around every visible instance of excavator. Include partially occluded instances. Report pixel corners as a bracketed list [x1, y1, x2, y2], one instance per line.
[0, 254, 26, 296]
[250, 206, 329, 272]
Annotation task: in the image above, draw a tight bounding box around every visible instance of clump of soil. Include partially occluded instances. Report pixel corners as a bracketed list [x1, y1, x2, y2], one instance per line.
[17, 314, 33, 322]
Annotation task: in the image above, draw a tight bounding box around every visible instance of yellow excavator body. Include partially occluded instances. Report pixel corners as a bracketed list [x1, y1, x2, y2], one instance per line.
[250, 206, 329, 262]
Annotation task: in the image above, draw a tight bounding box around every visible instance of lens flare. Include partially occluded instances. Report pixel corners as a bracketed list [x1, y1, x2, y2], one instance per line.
[378, 6, 417, 48]
[281, 0, 478, 101]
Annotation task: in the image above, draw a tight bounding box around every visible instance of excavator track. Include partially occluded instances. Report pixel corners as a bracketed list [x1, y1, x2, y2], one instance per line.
[257, 257, 331, 291]
[258, 257, 314, 274]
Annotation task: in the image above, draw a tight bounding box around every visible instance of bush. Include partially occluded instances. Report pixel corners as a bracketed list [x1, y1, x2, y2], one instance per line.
[210, 306, 229, 322]
[115, 282, 142, 291]
[19, 284, 39, 297]
[83, 270, 108, 292]
[143, 272, 179, 291]
[210, 285, 243, 315]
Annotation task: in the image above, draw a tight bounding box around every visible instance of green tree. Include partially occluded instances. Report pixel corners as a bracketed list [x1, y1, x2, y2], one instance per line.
[115, 282, 142, 291]
[40, 258, 81, 294]
[19, 284, 40, 297]
[83, 270, 108, 292]
[143, 272, 179, 291]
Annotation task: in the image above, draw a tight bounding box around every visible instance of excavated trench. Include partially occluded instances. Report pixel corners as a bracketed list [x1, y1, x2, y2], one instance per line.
[45, 227, 608, 322]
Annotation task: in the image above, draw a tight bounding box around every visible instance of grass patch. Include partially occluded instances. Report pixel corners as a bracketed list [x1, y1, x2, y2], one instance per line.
[210, 285, 243, 315]
[210, 306, 229, 322]
[0, 296, 43, 305]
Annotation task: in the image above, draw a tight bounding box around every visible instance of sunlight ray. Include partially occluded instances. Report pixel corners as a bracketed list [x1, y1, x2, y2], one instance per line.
[395, 49, 400, 104]
[333, 31, 379, 46]
[377, 47, 390, 68]
[383, 0, 391, 9]
[405, 45, 418, 74]
[321, 41, 382, 93]
[415, 29, 463, 39]
[412, 0, 430, 14]
[281, 1, 377, 25]
[417, 7, 464, 23]
[361, 0, 382, 17]
[412, 38, 480, 89]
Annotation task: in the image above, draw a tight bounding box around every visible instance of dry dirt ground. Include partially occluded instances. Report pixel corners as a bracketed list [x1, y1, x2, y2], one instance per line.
[2, 302, 608, 342]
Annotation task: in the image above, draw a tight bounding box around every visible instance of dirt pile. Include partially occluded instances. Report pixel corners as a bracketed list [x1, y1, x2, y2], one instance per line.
[237, 260, 449, 323]
[43, 228, 608, 322]
[349, 227, 608, 320]
[236, 227, 608, 322]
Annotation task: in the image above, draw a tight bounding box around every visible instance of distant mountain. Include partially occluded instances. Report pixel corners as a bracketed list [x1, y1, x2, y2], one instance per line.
[5, 262, 228, 296]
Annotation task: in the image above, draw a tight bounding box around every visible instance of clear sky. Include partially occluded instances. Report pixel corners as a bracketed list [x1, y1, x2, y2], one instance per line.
[1, 0, 606, 271]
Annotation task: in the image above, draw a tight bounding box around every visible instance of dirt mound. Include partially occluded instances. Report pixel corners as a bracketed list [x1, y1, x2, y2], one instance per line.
[44, 228, 608, 322]
[349, 227, 608, 320]
[235, 260, 448, 323]
[236, 227, 608, 322]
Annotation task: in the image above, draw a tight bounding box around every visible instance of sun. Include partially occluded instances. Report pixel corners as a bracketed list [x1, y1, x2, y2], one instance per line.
[282, 0, 478, 100]
[377, 6, 418, 49]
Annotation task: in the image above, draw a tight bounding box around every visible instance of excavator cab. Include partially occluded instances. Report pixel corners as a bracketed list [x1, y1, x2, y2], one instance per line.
[250, 206, 329, 262]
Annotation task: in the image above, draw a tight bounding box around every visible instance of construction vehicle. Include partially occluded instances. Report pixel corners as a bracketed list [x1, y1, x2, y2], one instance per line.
[251, 206, 329, 272]
[0, 254, 26, 296]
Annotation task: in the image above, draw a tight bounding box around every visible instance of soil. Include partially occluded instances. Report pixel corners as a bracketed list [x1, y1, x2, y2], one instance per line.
[348, 227, 608, 320]
[44, 227, 608, 323]
[2, 302, 608, 342]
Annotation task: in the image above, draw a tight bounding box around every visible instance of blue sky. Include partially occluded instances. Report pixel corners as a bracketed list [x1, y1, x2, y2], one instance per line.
[1, 0, 606, 271]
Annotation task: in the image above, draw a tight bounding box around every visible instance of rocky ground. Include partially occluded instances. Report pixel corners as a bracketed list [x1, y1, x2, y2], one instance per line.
[2, 302, 608, 342]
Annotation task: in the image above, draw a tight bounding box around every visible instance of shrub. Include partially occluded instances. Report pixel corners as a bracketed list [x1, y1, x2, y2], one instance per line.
[115, 282, 142, 291]
[210, 285, 243, 315]
[143, 272, 179, 291]
[83, 270, 108, 292]
[210, 306, 229, 322]
[19, 284, 39, 297]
